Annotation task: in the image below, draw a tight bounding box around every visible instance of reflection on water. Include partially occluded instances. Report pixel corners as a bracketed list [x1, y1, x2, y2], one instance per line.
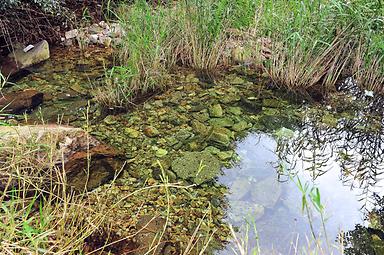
[218, 114, 384, 254]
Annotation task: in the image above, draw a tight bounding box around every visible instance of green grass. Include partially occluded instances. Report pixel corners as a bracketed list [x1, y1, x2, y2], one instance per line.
[97, 0, 383, 108]
[255, 0, 384, 97]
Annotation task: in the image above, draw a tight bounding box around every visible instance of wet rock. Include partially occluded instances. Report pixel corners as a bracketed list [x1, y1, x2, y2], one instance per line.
[228, 200, 265, 224]
[230, 76, 245, 85]
[251, 176, 282, 208]
[217, 150, 234, 160]
[155, 148, 168, 158]
[229, 177, 253, 200]
[144, 126, 159, 137]
[263, 98, 286, 108]
[209, 104, 224, 118]
[208, 128, 232, 148]
[171, 151, 221, 184]
[0, 89, 43, 114]
[191, 120, 208, 136]
[0, 125, 123, 192]
[175, 129, 193, 142]
[228, 106, 243, 116]
[103, 115, 117, 125]
[134, 215, 167, 255]
[232, 120, 250, 132]
[124, 127, 140, 138]
[192, 111, 210, 123]
[204, 146, 221, 155]
[1, 40, 50, 76]
[219, 94, 241, 104]
[240, 96, 262, 113]
[209, 117, 234, 128]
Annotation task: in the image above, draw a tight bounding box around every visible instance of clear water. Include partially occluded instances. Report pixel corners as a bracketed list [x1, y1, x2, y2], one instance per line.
[218, 128, 384, 254]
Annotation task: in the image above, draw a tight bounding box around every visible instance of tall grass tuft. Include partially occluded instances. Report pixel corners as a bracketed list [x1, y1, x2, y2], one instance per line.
[97, 0, 262, 109]
[256, 0, 384, 97]
[96, 0, 172, 109]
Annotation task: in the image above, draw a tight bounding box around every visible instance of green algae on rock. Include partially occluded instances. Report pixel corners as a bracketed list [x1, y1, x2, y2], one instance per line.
[171, 151, 222, 184]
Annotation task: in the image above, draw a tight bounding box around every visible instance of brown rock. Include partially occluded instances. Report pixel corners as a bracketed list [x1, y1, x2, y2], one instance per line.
[134, 215, 167, 255]
[0, 89, 43, 114]
[0, 125, 124, 192]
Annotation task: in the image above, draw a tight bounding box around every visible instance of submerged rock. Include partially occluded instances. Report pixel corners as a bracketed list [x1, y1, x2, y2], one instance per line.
[232, 120, 250, 132]
[144, 126, 160, 137]
[228, 200, 265, 224]
[209, 117, 234, 128]
[171, 151, 221, 184]
[208, 127, 233, 148]
[240, 96, 262, 113]
[229, 177, 253, 200]
[251, 175, 282, 208]
[209, 104, 224, 118]
[134, 215, 167, 255]
[0, 125, 123, 192]
[0, 89, 43, 114]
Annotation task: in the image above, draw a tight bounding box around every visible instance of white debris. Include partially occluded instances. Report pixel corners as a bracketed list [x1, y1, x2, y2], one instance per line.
[23, 45, 34, 52]
[364, 90, 374, 97]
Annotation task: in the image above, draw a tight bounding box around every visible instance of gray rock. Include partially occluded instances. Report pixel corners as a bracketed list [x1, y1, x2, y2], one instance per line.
[1, 40, 50, 76]
[171, 151, 221, 184]
[251, 176, 282, 208]
[228, 200, 265, 224]
[65, 29, 78, 40]
[229, 177, 252, 200]
[89, 34, 99, 44]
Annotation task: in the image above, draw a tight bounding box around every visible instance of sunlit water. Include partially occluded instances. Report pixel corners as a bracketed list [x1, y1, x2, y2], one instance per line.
[217, 131, 384, 254]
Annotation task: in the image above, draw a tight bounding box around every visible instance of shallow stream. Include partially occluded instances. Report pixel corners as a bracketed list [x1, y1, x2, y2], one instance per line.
[3, 46, 384, 254]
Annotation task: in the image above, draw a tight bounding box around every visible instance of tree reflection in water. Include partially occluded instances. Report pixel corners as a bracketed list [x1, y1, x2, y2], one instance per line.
[276, 100, 384, 208]
[276, 91, 384, 254]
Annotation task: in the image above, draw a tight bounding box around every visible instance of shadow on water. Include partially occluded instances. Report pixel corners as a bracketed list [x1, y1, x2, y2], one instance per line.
[217, 92, 384, 254]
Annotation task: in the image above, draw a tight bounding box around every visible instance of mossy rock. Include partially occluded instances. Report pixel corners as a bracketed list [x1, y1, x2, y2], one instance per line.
[171, 151, 221, 184]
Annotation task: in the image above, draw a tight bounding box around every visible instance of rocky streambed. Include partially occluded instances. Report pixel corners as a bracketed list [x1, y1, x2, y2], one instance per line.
[1, 45, 384, 254]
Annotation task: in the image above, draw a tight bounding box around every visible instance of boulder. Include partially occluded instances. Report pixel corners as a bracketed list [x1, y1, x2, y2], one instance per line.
[0, 125, 124, 192]
[0, 89, 43, 114]
[1, 40, 50, 77]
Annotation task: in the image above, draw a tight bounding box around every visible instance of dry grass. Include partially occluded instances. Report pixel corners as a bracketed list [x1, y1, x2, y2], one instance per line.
[352, 44, 384, 95]
[267, 34, 354, 99]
